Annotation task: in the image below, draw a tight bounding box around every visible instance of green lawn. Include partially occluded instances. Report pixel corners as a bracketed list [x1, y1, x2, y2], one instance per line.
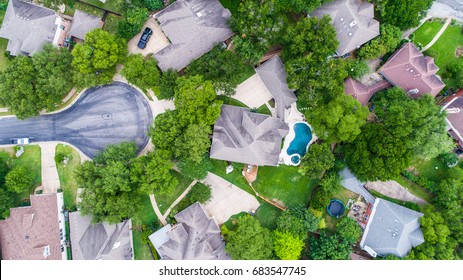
[254, 202, 282, 230]
[219, 0, 241, 15]
[102, 13, 122, 34]
[80, 0, 125, 14]
[154, 171, 193, 214]
[64, 2, 105, 17]
[216, 95, 248, 107]
[0, 9, 12, 71]
[132, 195, 159, 260]
[412, 20, 444, 47]
[425, 24, 463, 89]
[209, 159, 255, 195]
[253, 165, 318, 207]
[255, 104, 271, 115]
[393, 175, 434, 203]
[237, 64, 256, 84]
[0, 145, 41, 203]
[55, 144, 81, 211]
[413, 157, 452, 184]
[370, 190, 421, 212]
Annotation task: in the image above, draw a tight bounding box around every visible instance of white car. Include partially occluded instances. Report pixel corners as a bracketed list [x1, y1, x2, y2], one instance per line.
[11, 138, 30, 145]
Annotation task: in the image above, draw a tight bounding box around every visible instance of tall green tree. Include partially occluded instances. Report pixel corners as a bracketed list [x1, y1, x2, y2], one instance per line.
[174, 124, 211, 164]
[177, 156, 213, 180]
[0, 188, 14, 219]
[273, 230, 304, 260]
[5, 166, 34, 193]
[149, 110, 182, 153]
[275, 0, 329, 13]
[358, 23, 402, 59]
[299, 143, 335, 179]
[447, 58, 463, 89]
[336, 217, 362, 244]
[225, 215, 274, 260]
[277, 206, 320, 240]
[374, 0, 434, 30]
[158, 69, 178, 100]
[117, 7, 149, 40]
[122, 54, 161, 92]
[309, 232, 352, 260]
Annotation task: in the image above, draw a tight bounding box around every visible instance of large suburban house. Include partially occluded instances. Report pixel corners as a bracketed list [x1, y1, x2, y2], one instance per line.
[149, 203, 230, 260]
[0, 193, 67, 260]
[344, 78, 391, 106]
[311, 0, 380, 56]
[379, 42, 446, 97]
[360, 198, 424, 258]
[255, 56, 297, 121]
[69, 212, 134, 260]
[153, 0, 233, 72]
[66, 9, 103, 42]
[210, 104, 289, 166]
[442, 91, 463, 149]
[0, 0, 66, 56]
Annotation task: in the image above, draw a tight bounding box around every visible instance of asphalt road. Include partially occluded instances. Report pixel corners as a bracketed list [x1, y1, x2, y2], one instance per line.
[0, 82, 153, 158]
[436, 0, 463, 12]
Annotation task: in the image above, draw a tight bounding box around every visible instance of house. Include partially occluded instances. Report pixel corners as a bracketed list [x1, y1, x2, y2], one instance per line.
[0, 193, 67, 260]
[149, 203, 230, 260]
[210, 105, 289, 166]
[379, 42, 445, 97]
[311, 0, 380, 56]
[67, 10, 103, 41]
[344, 78, 391, 106]
[360, 198, 424, 258]
[0, 0, 66, 56]
[153, 0, 233, 72]
[340, 167, 375, 204]
[68, 212, 134, 260]
[442, 91, 463, 149]
[255, 56, 297, 120]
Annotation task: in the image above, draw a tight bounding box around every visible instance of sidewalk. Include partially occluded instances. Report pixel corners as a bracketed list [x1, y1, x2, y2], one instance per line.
[38, 142, 61, 193]
[421, 17, 452, 52]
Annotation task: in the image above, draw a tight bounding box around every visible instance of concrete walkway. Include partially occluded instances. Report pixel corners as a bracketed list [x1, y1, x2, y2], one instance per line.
[421, 17, 452, 52]
[38, 142, 60, 193]
[365, 181, 428, 205]
[149, 194, 167, 225]
[231, 73, 272, 108]
[201, 172, 260, 225]
[162, 179, 198, 219]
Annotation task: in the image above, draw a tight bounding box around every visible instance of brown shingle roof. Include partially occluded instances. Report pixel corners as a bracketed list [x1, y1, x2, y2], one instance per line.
[379, 42, 445, 97]
[0, 194, 64, 260]
[344, 78, 391, 105]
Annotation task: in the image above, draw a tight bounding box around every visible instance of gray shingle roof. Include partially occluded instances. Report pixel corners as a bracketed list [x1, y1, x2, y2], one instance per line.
[210, 105, 289, 166]
[153, 0, 233, 71]
[340, 167, 375, 204]
[256, 56, 297, 120]
[360, 198, 424, 258]
[0, 0, 58, 56]
[311, 0, 379, 56]
[67, 10, 102, 40]
[154, 203, 230, 260]
[69, 212, 134, 260]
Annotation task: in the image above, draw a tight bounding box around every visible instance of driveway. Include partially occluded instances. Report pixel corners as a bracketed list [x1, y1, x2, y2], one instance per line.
[128, 16, 170, 57]
[0, 82, 153, 158]
[39, 142, 60, 193]
[201, 172, 260, 225]
[365, 181, 428, 205]
[429, 1, 463, 21]
[231, 73, 273, 108]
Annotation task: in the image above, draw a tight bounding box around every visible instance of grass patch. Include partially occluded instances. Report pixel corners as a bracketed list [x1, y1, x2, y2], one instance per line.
[0, 145, 41, 203]
[216, 95, 248, 107]
[103, 13, 122, 34]
[223, 211, 248, 231]
[219, 0, 241, 15]
[237, 64, 256, 84]
[154, 171, 193, 214]
[55, 144, 81, 211]
[370, 190, 421, 212]
[393, 175, 434, 203]
[255, 104, 271, 115]
[64, 2, 105, 17]
[412, 20, 444, 47]
[253, 165, 318, 207]
[322, 188, 358, 232]
[413, 157, 451, 184]
[132, 195, 159, 260]
[425, 24, 463, 89]
[80, 0, 125, 14]
[209, 159, 255, 195]
[254, 202, 282, 230]
[0, 9, 12, 71]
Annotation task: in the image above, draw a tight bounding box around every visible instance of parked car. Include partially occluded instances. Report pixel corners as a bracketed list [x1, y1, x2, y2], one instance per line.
[11, 138, 30, 145]
[137, 27, 153, 49]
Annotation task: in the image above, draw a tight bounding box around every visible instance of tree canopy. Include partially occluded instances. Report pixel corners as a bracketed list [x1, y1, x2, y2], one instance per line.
[273, 230, 304, 260]
[274, 0, 329, 13]
[309, 232, 352, 260]
[5, 166, 34, 194]
[374, 0, 434, 30]
[122, 54, 161, 92]
[358, 23, 402, 60]
[299, 143, 335, 179]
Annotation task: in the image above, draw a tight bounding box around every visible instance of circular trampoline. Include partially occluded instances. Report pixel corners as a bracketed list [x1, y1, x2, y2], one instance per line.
[326, 199, 345, 218]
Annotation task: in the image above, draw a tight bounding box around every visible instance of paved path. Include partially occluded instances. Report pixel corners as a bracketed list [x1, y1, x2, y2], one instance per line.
[38, 142, 60, 193]
[162, 180, 198, 219]
[0, 82, 153, 158]
[149, 194, 167, 226]
[421, 17, 452, 52]
[201, 172, 260, 225]
[365, 181, 427, 205]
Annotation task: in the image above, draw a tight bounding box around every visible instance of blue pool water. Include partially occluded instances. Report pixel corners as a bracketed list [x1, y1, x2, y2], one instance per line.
[287, 123, 312, 164]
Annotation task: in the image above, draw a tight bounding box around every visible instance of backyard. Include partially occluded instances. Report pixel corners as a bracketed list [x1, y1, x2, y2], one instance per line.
[0, 145, 42, 204]
[55, 144, 81, 211]
[102, 13, 123, 34]
[132, 195, 159, 260]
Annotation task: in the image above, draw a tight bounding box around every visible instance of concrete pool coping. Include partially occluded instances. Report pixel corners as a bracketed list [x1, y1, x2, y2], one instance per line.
[279, 121, 317, 166]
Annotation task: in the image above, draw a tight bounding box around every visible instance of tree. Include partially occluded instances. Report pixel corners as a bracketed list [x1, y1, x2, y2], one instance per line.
[299, 143, 335, 179]
[149, 110, 182, 153]
[307, 94, 368, 143]
[174, 75, 222, 127]
[336, 217, 362, 244]
[447, 58, 463, 89]
[310, 172, 342, 210]
[5, 166, 34, 193]
[186, 45, 251, 95]
[77, 142, 142, 224]
[158, 69, 178, 100]
[225, 215, 274, 260]
[277, 206, 320, 240]
[131, 150, 177, 196]
[186, 183, 212, 204]
[275, 0, 329, 13]
[358, 24, 402, 59]
[72, 29, 127, 89]
[309, 232, 352, 260]
[143, 0, 163, 10]
[117, 7, 149, 40]
[345, 59, 369, 79]
[376, 0, 434, 30]
[273, 230, 304, 260]
[0, 188, 14, 218]
[174, 124, 211, 163]
[177, 156, 213, 180]
[440, 152, 459, 168]
[122, 54, 161, 92]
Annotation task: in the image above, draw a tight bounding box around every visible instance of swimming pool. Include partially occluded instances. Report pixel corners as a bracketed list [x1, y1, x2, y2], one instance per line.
[286, 122, 313, 165]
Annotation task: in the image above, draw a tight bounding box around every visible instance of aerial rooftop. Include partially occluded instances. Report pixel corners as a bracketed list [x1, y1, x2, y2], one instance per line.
[311, 0, 380, 56]
[153, 0, 233, 72]
[379, 42, 445, 97]
[443, 92, 463, 148]
[67, 9, 103, 41]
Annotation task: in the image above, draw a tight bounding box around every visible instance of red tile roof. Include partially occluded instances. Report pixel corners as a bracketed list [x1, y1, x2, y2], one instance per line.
[379, 42, 445, 97]
[0, 194, 64, 260]
[344, 78, 391, 105]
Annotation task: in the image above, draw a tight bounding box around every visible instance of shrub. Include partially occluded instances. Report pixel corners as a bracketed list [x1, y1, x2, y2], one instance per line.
[144, 0, 163, 10]
[55, 153, 65, 164]
[187, 183, 212, 204]
[440, 152, 459, 168]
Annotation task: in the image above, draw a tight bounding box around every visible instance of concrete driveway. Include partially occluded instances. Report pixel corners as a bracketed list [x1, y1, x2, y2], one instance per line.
[231, 73, 273, 108]
[365, 181, 428, 205]
[128, 16, 170, 57]
[0, 82, 153, 158]
[39, 142, 60, 193]
[201, 172, 260, 225]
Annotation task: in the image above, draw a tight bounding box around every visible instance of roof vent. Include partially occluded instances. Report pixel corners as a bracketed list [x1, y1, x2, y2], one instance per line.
[348, 32, 353, 36]
[196, 12, 203, 17]
[349, 20, 357, 27]
[340, 17, 344, 22]
[408, 88, 419, 94]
